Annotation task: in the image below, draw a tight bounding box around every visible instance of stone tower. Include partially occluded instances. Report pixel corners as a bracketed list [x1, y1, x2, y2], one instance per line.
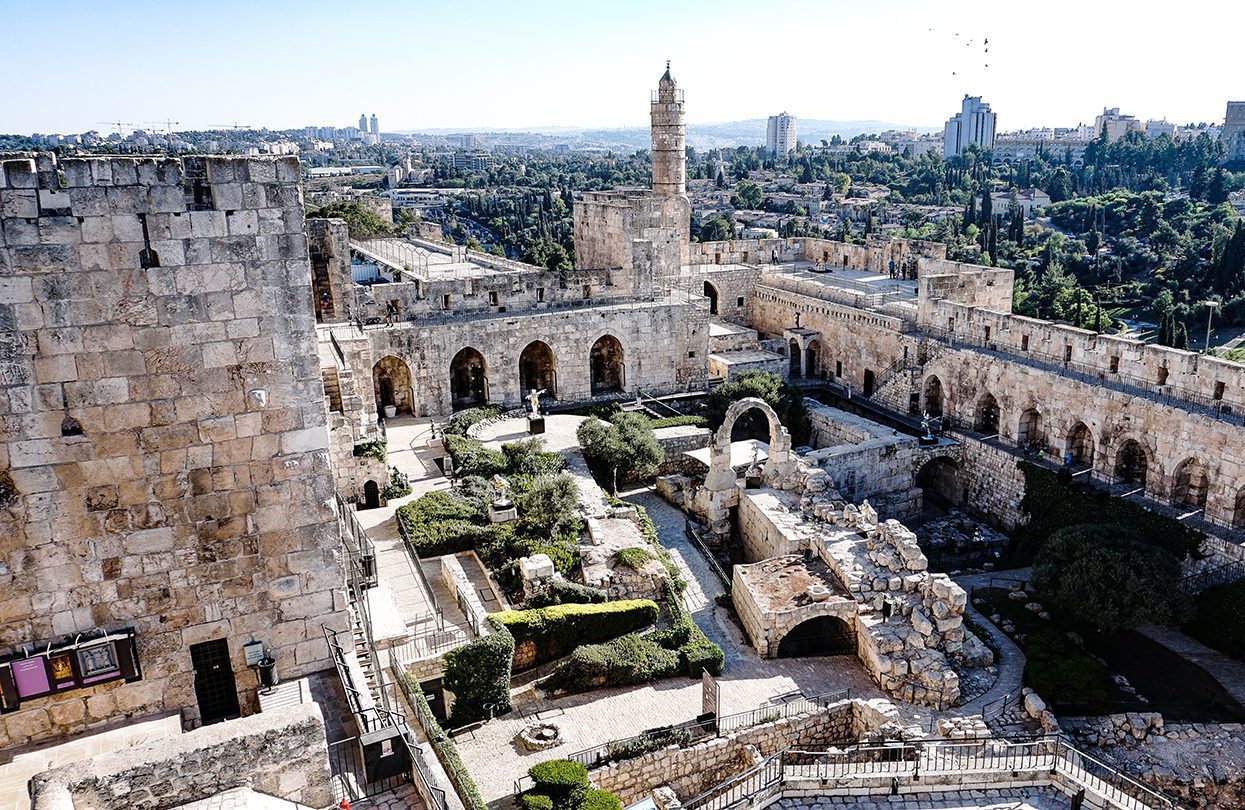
[651, 62, 686, 197]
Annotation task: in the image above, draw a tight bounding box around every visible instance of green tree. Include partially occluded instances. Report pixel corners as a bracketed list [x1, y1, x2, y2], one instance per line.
[576, 413, 664, 493]
[1030, 524, 1186, 632]
[519, 474, 581, 536]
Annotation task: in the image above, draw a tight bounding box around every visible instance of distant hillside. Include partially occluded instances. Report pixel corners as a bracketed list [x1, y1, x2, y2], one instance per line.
[398, 118, 940, 151]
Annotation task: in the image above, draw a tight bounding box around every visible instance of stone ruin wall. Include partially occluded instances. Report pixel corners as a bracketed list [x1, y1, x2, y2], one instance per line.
[589, 698, 902, 805]
[29, 702, 333, 810]
[699, 265, 761, 326]
[364, 298, 709, 414]
[0, 153, 347, 747]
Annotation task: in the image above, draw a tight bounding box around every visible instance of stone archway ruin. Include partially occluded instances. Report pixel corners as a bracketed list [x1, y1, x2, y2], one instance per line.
[922, 375, 944, 417]
[704, 280, 720, 315]
[590, 334, 625, 396]
[788, 339, 802, 378]
[775, 615, 857, 658]
[1017, 408, 1043, 449]
[804, 339, 820, 378]
[1066, 422, 1094, 466]
[974, 392, 1000, 434]
[1114, 439, 1149, 489]
[696, 397, 797, 536]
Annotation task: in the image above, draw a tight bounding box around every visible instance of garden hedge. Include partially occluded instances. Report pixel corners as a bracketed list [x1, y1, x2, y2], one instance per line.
[492, 599, 659, 663]
[406, 676, 487, 810]
[443, 620, 515, 726]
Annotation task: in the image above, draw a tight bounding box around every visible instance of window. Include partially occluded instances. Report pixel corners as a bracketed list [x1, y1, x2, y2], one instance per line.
[1021, 335, 1029, 351]
[1214, 381, 1225, 401]
[984, 326, 991, 342]
[736, 296, 745, 307]
[489, 291, 499, 306]
[687, 350, 696, 358]
[1158, 366, 1169, 386]
[1063, 344, 1072, 362]
[583, 284, 592, 299]
[1109, 355, 1119, 373]
[537, 288, 545, 302]
[835, 360, 843, 377]
[441, 294, 451, 310]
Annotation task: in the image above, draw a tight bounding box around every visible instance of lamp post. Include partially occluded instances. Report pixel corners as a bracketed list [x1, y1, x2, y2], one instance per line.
[1205, 301, 1220, 355]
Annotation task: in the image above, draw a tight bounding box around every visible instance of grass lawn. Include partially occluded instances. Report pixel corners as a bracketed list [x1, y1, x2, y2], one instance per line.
[975, 588, 1245, 721]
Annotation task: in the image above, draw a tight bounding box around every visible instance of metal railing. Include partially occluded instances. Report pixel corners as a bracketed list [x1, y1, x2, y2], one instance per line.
[682, 736, 1182, 810]
[684, 518, 731, 592]
[395, 509, 445, 629]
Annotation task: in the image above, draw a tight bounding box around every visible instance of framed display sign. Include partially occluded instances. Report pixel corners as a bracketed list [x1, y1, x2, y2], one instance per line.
[0, 629, 141, 713]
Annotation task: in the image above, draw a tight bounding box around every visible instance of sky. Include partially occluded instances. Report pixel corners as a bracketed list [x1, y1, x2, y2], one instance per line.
[3, 0, 1242, 136]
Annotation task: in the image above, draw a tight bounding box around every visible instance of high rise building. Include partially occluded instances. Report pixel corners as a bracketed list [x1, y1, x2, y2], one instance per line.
[1225, 102, 1245, 162]
[766, 113, 797, 156]
[369, 114, 378, 135]
[943, 96, 997, 158]
[358, 113, 367, 132]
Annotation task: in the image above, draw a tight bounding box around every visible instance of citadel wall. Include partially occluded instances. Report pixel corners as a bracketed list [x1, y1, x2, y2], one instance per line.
[0, 153, 347, 747]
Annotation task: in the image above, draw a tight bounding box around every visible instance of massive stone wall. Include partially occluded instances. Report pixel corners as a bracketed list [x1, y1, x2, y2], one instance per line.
[366, 296, 709, 414]
[0, 153, 347, 746]
[29, 702, 334, 810]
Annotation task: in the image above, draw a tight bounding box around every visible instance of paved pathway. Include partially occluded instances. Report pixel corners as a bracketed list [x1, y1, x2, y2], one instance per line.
[771, 786, 1067, 810]
[950, 571, 1032, 721]
[1137, 623, 1245, 707]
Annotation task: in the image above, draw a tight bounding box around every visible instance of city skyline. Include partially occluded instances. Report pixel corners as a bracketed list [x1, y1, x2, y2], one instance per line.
[3, 0, 1241, 136]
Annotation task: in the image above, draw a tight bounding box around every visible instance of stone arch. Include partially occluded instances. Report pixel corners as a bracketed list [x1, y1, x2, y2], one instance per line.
[590, 334, 625, 396]
[775, 615, 856, 658]
[449, 347, 488, 411]
[1017, 408, 1044, 449]
[703, 397, 794, 496]
[1066, 422, 1094, 466]
[788, 338, 802, 378]
[1233, 488, 1245, 528]
[704, 280, 720, 315]
[519, 340, 557, 401]
[372, 355, 413, 418]
[1172, 457, 1210, 508]
[916, 456, 964, 507]
[922, 375, 945, 418]
[1114, 439, 1150, 488]
[974, 392, 1000, 434]
[804, 339, 820, 378]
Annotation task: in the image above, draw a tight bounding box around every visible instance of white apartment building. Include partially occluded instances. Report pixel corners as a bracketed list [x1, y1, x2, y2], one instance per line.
[766, 113, 797, 156]
[943, 96, 996, 158]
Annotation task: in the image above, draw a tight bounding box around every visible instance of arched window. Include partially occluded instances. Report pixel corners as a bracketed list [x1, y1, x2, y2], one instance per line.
[590, 335, 625, 396]
[519, 341, 557, 401]
[449, 347, 488, 410]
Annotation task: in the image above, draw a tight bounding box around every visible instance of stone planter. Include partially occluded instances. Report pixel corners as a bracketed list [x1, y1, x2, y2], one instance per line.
[517, 723, 563, 751]
[384, 405, 397, 418]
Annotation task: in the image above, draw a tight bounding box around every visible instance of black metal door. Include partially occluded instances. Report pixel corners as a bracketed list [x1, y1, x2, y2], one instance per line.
[190, 639, 240, 724]
[422, 678, 447, 724]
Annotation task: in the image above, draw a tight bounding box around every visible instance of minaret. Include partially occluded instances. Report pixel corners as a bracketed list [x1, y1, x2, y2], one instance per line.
[651, 62, 686, 197]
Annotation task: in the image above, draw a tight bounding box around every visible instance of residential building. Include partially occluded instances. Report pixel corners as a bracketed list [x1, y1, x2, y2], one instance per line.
[1146, 119, 1176, 139]
[1093, 107, 1143, 141]
[766, 112, 797, 156]
[369, 114, 379, 135]
[358, 113, 367, 132]
[943, 96, 996, 158]
[990, 188, 1052, 219]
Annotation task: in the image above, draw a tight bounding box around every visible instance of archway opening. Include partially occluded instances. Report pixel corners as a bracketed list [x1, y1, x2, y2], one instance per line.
[788, 339, 802, 378]
[449, 347, 488, 411]
[917, 456, 964, 510]
[1066, 423, 1094, 467]
[1114, 440, 1149, 488]
[519, 340, 557, 401]
[362, 480, 381, 510]
[1172, 458, 1209, 508]
[863, 369, 876, 397]
[1017, 408, 1043, 450]
[1234, 489, 1245, 528]
[975, 392, 1000, 434]
[805, 340, 820, 379]
[704, 281, 720, 316]
[923, 376, 944, 418]
[372, 355, 413, 418]
[590, 335, 625, 396]
[776, 616, 856, 658]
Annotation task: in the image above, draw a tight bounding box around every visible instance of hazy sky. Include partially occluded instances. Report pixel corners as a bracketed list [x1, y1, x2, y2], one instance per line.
[4, 0, 1240, 135]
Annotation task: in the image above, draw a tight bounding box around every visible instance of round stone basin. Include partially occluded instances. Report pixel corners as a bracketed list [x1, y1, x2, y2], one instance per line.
[518, 723, 563, 751]
[807, 584, 831, 602]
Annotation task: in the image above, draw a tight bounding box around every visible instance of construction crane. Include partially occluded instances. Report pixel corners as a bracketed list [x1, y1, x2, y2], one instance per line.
[207, 122, 252, 131]
[145, 119, 180, 135]
[96, 121, 134, 135]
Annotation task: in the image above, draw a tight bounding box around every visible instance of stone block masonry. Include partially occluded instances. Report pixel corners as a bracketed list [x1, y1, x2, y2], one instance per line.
[28, 701, 334, 809]
[0, 153, 347, 747]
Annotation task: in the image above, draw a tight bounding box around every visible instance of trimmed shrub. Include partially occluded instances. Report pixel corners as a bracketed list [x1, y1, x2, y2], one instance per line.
[443, 622, 515, 726]
[577, 413, 664, 493]
[582, 789, 623, 810]
[503, 438, 567, 476]
[613, 547, 655, 569]
[493, 600, 659, 663]
[517, 474, 581, 536]
[525, 579, 608, 608]
[545, 633, 682, 693]
[520, 795, 555, 810]
[646, 415, 709, 430]
[529, 760, 588, 798]
[443, 405, 502, 437]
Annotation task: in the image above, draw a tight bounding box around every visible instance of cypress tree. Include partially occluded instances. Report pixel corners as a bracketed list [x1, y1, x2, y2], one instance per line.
[1173, 321, 1188, 351]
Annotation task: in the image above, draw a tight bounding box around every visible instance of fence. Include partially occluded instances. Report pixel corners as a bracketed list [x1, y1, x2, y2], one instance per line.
[682, 736, 1182, 810]
[514, 689, 852, 789]
[684, 518, 731, 592]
